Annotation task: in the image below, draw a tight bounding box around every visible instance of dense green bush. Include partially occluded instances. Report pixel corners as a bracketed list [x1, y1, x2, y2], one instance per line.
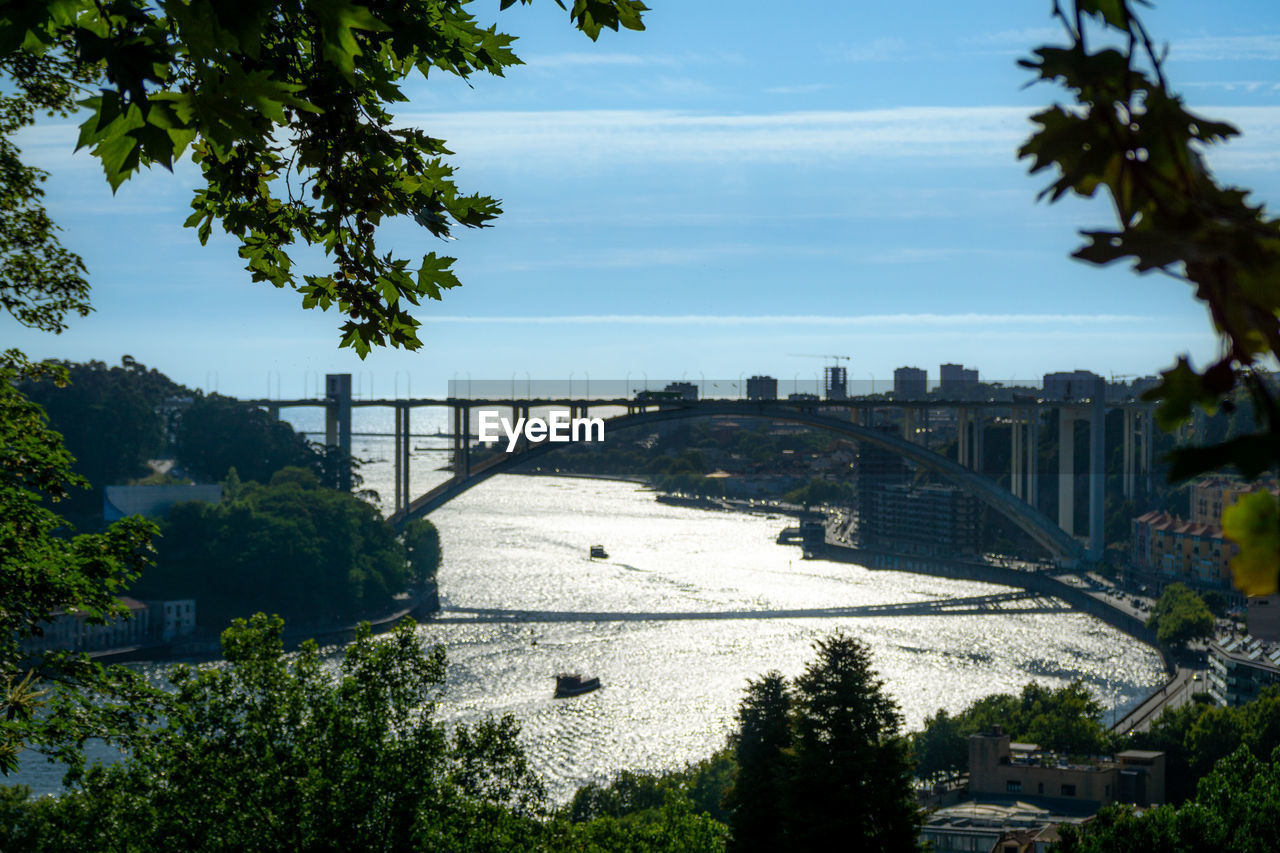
[134, 468, 430, 628]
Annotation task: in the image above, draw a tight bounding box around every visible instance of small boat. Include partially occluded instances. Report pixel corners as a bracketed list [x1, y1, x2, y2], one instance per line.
[555, 673, 601, 698]
[589, 544, 608, 559]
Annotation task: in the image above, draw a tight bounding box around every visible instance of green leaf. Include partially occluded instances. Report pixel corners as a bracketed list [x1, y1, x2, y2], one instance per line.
[1222, 491, 1280, 596]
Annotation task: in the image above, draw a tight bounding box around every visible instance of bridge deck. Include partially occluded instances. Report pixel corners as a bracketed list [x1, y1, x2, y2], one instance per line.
[425, 590, 1071, 624]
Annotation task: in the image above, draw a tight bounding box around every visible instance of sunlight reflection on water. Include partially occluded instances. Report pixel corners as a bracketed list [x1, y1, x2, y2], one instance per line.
[14, 424, 1166, 803]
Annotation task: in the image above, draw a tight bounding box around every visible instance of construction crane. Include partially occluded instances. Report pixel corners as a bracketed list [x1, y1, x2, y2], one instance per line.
[788, 354, 852, 399]
[788, 354, 850, 363]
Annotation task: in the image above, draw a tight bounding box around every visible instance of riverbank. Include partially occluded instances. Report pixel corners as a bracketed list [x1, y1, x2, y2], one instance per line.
[129, 583, 441, 661]
[811, 540, 1176, 677]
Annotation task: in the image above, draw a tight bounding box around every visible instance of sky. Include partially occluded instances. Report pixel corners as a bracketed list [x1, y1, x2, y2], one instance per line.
[7, 0, 1280, 398]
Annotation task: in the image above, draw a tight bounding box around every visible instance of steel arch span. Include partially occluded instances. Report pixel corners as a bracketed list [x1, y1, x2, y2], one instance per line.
[388, 402, 1085, 563]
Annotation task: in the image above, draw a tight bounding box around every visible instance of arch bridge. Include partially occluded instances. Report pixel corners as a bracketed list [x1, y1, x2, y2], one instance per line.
[243, 377, 1157, 565]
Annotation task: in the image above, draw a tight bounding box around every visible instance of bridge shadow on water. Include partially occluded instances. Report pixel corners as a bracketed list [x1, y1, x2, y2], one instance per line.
[426, 591, 1072, 625]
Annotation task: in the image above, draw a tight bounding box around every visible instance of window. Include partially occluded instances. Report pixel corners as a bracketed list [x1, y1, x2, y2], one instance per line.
[1037, 782, 1044, 794]
[1006, 780, 1022, 793]
[1061, 784, 1076, 797]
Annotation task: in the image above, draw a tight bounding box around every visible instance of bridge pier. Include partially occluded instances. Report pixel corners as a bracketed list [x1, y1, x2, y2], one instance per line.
[1058, 406, 1075, 537]
[1121, 406, 1154, 500]
[394, 403, 410, 513]
[1089, 395, 1105, 561]
[976, 412, 984, 475]
[324, 374, 352, 490]
[1008, 407, 1040, 506]
[1028, 408, 1039, 509]
[452, 402, 472, 480]
[1011, 407, 1023, 500]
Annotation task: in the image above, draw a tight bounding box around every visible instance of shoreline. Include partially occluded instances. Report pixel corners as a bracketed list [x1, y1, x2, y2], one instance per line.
[97, 583, 442, 663]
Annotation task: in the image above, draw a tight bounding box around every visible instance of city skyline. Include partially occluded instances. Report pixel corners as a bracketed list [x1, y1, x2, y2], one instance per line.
[6, 0, 1280, 395]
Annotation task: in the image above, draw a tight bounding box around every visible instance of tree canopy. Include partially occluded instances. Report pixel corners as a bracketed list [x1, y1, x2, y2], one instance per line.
[0, 351, 161, 777]
[18, 356, 183, 521]
[725, 634, 922, 853]
[1020, 0, 1280, 593]
[1, 616, 548, 850]
[910, 680, 1109, 779]
[1145, 583, 1215, 649]
[1058, 745, 1280, 853]
[133, 468, 430, 628]
[0, 0, 647, 355]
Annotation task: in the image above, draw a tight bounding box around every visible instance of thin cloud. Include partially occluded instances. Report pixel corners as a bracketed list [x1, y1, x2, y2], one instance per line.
[764, 83, 833, 95]
[1172, 35, 1280, 61]
[499, 243, 842, 272]
[522, 52, 681, 69]
[837, 37, 909, 63]
[388, 105, 1280, 174]
[1185, 81, 1280, 94]
[963, 27, 1061, 47]
[398, 106, 1036, 169]
[425, 313, 1154, 327]
[865, 247, 1025, 264]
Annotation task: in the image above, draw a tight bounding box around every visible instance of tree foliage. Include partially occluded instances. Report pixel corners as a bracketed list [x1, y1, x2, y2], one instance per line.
[1126, 686, 1280, 804]
[725, 673, 791, 853]
[1058, 745, 1280, 853]
[563, 751, 735, 846]
[0, 45, 92, 334]
[1145, 583, 1215, 649]
[1021, 1, 1280, 592]
[725, 635, 922, 853]
[0, 350, 161, 778]
[787, 635, 921, 851]
[0, 615, 549, 851]
[133, 468, 422, 628]
[18, 356, 181, 521]
[175, 394, 319, 484]
[403, 516, 443, 585]
[0, 0, 647, 355]
[910, 680, 1109, 779]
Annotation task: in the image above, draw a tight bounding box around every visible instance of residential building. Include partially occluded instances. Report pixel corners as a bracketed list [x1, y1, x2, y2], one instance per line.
[855, 430, 980, 556]
[893, 366, 927, 399]
[921, 801, 1087, 853]
[1208, 633, 1280, 707]
[663, 381, 698, 401]
[1042, 370, 1105, 402]
[939, 363, 978, 393]
[20, 597, 198, 656]
[859, 483, 980, 556]
[824, 365, 848, 400]
[1190, 475, 1280, 527]
[148, 599, 197, 642]
[969, 731, 1165, 809]
[1131, 510, 1236, 588]
[854, 429, 908, 508]
[745, 375, 777, 401]
[20, 597, 151, 655]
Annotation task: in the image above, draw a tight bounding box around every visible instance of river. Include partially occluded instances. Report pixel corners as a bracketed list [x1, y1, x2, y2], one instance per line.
[13, 418, 1167, 803]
